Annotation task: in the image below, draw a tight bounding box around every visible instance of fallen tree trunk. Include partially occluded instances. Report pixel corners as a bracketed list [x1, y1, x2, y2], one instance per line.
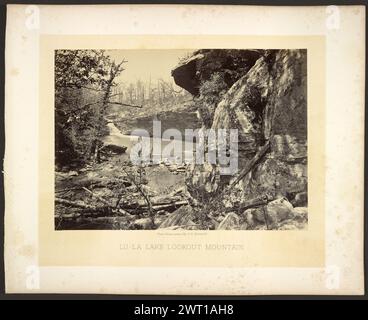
[55, 215, 134, 230]
[144, 200, 188, 211]
[119, 200, 188, 212]
[55, 178, 132, 192]
[133, 195, 184, 207]
[108, 101, 142, 108]
[159, 205, 194, 228]
[55, 197, 129, 217]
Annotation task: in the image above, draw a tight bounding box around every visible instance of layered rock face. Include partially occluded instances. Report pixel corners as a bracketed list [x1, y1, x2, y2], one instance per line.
[171, 49, 308, 230]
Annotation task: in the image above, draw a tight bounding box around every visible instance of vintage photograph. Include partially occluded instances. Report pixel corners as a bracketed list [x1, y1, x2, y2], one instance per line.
[5, 4, 365, 296]
[54, 49, 308, 230]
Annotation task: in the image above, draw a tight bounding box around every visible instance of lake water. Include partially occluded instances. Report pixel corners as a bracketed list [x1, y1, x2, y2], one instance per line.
[112, 109, 202, 142]
[103, 123, 198, 163]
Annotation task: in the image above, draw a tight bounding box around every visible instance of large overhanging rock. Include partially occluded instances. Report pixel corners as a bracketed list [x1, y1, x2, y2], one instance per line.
[171, 53, 205, 95]
[186, 49, 308, 207]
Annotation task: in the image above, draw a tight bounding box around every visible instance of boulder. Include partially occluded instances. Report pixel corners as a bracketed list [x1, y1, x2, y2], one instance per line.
[291, 192, 308, 207]
[246, 157, 307, 200]
[159, 205, 195, 229]
[217, 212, 240, 230]
[271, 134, 307, 160]
[171, 53, 205, 95]
[279, 223, 299, 230]
[249, 207, 268, 224]
[241, 208, 263, 229]
[292, 207, 308, 223]
[244, 209, 256, 227]
[185, 162, 221, 201]
[265, 197, 294, 224]
[133, 217, 154, 230]
[212, 49, 307, 149]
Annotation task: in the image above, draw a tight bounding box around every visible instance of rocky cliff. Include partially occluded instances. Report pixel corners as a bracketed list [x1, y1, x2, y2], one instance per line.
[171, 49, 308, 230]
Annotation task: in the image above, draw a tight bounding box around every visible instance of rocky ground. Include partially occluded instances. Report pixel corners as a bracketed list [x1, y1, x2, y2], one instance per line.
[55, 155, 307, 230]
[55, 156, 190, 230]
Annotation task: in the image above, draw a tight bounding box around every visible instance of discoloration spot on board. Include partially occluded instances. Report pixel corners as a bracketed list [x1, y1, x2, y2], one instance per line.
[10, 68, 19, 76]
[18, 245, 35, 258]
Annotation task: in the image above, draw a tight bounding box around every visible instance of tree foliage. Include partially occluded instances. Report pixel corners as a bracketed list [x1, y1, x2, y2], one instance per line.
[195, 72, 228, 128]
[55, 50, 126, 168]
[111, 78, 190, 107]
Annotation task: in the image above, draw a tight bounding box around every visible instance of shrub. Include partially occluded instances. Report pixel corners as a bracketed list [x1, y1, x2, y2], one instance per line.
[195, 72, 228, 127]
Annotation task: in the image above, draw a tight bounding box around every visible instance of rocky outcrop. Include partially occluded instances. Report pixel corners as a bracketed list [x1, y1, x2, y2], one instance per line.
[171, 53, 205, 95]
[211, 50, 307, 149]
[172, 49, 262, 96]
[172, 49, 308, 230]
[230, 50, 308, 202]
[212, 197, 307, 230]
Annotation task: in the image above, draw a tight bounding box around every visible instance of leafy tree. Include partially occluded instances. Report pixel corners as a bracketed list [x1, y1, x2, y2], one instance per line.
[55, 50, 126, 168]
[195, 72, 228, 128]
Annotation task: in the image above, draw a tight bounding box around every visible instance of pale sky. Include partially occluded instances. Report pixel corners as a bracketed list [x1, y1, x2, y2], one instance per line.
[106, 49, 193, 87]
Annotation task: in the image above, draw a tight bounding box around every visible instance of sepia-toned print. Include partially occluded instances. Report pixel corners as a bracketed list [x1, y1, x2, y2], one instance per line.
[55, 49, 308, 231]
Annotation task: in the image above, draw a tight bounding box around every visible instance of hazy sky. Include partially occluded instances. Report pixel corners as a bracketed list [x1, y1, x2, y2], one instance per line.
[106, 49, 193, 87]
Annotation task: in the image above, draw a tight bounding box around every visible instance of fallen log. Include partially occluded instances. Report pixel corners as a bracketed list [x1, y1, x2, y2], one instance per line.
[159, 205, 194, 228]
[56, 194, 188, 216]
[225, 195, 275, 212]
[55, 197, 98, 210]
[55, 197, 130, 217]
[134, 195, 184, 207]
[55, 178, 132, 192]
[82, 187, 112, 207]
[169, 187, 186, 197]
[55, 215, 134, 230]
[150, 200, 188, 211]
[119, 200, 188, 212]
